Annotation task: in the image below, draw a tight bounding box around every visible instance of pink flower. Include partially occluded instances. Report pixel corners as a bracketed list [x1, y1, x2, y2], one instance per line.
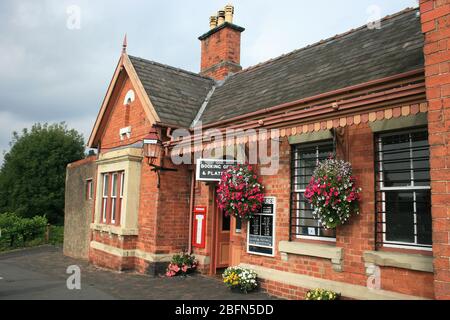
[170, 264, 180, 273]
[166, 270, 176, 277]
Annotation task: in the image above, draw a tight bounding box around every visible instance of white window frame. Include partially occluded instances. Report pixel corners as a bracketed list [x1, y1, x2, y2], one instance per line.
[377, 130, 432, 251]
[86, 179, 93, 200]
[102, 174, 109, 223]
[293, 142, 336, 242]
[111, 173, 118, 224]
[120, 172, 125, 199]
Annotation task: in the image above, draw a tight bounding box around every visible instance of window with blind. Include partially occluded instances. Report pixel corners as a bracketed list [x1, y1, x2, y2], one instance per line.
[375, 129, 432, 250]
[291, 141, 336, 240]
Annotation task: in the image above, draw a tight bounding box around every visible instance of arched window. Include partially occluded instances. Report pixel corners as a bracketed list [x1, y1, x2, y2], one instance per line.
[123, 90, 135, 105]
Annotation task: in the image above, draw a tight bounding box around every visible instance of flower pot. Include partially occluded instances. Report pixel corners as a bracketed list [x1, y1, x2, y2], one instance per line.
[230, 287, 245, 294]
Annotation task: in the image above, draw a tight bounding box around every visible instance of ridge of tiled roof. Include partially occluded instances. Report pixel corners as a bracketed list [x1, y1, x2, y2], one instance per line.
[129, 55, 213, 82]
[235, 7, 420, 77]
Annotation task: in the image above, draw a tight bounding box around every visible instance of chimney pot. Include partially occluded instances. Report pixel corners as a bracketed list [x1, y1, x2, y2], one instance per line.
[217, 10, 226, 25]
[210, 16, 218, 29]
[225, 5, 234, 23]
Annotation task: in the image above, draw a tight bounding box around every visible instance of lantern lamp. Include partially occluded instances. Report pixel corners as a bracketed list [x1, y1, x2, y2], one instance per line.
[142, 127, 177, 188]
[143, 128, 162, 164]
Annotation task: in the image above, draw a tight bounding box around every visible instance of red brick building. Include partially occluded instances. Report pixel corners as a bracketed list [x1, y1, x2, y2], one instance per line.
[64, 3, 450, 300]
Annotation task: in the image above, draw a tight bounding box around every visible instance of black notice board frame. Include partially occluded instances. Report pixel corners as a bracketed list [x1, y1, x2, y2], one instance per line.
[247, 197, 276, 257]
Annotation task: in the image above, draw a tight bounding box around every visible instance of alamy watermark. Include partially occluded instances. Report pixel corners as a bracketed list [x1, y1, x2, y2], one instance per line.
[170, 122, 280, 176]
[66, 265, 81, 290]
[367, 265, 381, 290]
[66, 5, 81, 30]
[366, 5, 382, 30]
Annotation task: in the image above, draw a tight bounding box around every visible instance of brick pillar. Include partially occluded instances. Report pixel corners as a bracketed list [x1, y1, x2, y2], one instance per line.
[420, 0, 450, 300]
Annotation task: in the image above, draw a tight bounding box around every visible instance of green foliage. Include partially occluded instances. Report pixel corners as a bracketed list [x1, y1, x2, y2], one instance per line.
[0, 213, 48, 251]
[0, 123, 85, 225]
[48, 225, 64, 245]
[305, 288, 340, 300]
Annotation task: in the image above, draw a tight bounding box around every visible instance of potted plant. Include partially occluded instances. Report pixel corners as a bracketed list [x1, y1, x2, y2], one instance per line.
[165, 252, 198, 277]
[216, 164, 264, 220]
[304, 158, 361, 229]
[222, 266, 258, 293]
[305, 288, 341, 300]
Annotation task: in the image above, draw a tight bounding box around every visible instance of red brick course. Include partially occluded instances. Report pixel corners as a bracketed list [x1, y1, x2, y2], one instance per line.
[421, 0, 450, 300]
[192, 124, 435, 299]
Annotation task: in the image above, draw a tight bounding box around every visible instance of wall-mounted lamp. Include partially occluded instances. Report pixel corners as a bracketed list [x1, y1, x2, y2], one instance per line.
[143, 128, 177, 188]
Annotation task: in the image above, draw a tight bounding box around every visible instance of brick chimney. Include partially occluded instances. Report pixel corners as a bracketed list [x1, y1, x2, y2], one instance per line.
[420, 0, 450, 300]
[199, 4, 245, 80]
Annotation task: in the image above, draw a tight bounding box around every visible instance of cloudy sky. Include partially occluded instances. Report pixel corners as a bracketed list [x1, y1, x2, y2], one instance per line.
[0, 0, 418, 164]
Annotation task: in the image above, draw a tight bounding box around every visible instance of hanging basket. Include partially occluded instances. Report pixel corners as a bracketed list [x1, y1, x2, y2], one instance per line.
[216, 164, 264, 220]
[304, 158, 361, 229]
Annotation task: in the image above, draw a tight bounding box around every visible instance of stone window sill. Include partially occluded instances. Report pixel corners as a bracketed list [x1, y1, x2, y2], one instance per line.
[279, 241, 343, 272]
[363, 250, 433, 273]
[90, 223, 138, 236]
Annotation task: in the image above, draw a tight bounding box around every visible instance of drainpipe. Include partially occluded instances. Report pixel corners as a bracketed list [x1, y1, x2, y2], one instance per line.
[188, 168, 195, 254]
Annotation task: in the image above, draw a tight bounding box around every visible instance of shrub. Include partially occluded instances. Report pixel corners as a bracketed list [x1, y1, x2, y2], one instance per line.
[166, 252, 198, 277]
[223, 266, 258, 293]
[305, 288, 340, 300]
[0, 213, 48, 250]
[49, 225, 64, 245]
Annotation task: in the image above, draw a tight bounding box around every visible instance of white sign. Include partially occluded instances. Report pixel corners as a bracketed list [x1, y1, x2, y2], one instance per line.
[196, 159, 238, 182]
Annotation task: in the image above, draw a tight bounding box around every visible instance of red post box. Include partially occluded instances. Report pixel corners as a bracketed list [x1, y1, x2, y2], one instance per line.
[192, 206, 207, 249]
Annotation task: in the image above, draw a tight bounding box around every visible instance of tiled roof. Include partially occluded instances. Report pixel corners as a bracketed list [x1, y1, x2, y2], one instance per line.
[129, 8, 424, 128]
[201, 8, 424, 124]
[129, 56, 214, 128]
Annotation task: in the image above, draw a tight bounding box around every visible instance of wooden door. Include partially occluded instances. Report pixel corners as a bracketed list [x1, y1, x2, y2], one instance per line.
[230, 217, 242, 266]
[215, 210, 231, 269]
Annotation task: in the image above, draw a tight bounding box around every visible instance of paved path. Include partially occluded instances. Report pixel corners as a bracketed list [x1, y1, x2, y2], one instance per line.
[0, 246, 276, 300]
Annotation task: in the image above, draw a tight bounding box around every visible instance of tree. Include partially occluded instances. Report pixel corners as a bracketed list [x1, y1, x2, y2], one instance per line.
[0, 123, 85, 225]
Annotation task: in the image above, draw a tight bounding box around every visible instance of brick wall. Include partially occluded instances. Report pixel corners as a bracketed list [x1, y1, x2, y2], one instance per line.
[155, 165, 191, 252]
[200, 26, 243, 80]
[100, 77, 151, 153]
[91, 70, 193, 274]
[420, 0, 450, 300]
[217, 123, 434, 299]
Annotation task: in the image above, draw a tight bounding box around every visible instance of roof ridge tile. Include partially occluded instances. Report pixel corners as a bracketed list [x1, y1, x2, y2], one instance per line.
[128, 55, 214, 82]
[233, 7, 419, 76]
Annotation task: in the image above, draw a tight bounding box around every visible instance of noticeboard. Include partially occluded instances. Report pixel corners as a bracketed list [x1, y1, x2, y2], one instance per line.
[247, 197, 276, 257]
